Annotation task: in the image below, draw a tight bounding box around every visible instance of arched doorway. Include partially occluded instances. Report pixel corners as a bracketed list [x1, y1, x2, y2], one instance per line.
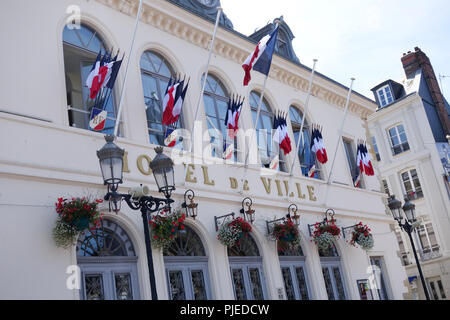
[319, 244, 347, 300]
[228, 235, 267, 300]
[163, 225, 212, 300]
[76, 219, 140, 300]
[278, 244, 311, 300]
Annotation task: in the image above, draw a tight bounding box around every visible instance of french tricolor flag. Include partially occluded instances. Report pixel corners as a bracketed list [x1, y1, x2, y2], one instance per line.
[224, 97, 243, 139]
[162, 78, 189, 126]
[311, 127, 328, 164]
[273, 114, 292, 156]
[242, 26, 279, 86]
[357, 142, 374, 176]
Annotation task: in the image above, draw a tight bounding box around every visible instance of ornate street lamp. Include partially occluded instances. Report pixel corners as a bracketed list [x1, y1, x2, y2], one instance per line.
[150, 146, 175, 199]
[182, 189, 198, 219]
[97, 136, 176, 300]
[388, 195, 430, 300]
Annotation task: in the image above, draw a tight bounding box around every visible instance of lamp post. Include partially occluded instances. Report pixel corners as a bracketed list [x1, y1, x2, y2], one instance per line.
[97, 136, 176, 300]
[388, 195, 430, 300]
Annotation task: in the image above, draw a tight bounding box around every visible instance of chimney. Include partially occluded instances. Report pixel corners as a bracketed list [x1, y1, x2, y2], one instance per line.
[401, 47, 450, 136]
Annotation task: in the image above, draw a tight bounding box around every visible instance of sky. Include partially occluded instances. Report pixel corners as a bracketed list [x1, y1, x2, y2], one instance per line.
[220, 0, 450, 100]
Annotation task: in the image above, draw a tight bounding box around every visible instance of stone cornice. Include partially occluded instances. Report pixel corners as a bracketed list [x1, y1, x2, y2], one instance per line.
[96, 0, 376, 118]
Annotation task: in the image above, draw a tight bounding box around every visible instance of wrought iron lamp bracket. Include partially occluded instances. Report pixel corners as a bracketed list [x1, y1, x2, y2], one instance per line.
[105, 190, 173, 215]
[240, 197, 255, 224]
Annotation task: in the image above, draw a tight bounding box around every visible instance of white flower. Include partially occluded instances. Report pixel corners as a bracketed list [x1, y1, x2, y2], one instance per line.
[314, 232, 335, 251]
[356, 234, 374, 250]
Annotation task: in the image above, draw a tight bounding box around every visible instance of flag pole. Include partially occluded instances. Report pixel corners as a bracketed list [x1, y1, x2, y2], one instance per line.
[113, 0, 144, 137]
[192, 8, 223, 128]
[322, 77, 355, 205]
[288, 59, 318, 177]
[181, 7, 222, 186]
[282, 59, 317, 200]
[238, 20, 281, 194]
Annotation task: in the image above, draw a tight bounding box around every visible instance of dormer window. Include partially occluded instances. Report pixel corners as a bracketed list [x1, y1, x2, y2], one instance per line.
[377, 85, 394, 107]
[277, 31, 289, 57]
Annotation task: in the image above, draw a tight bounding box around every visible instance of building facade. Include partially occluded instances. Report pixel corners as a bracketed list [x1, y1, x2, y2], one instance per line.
[0, 0, 408, 300]
[368, 47, 450, 300]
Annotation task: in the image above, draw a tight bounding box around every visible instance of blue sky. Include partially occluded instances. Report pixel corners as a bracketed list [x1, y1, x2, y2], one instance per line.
[221, 0, 450, 100]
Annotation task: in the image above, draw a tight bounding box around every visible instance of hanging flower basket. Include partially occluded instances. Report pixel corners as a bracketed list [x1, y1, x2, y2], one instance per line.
[349, 222, 374, 251]
[271, 219, 301, 251]
[53, 197, 104, 249]
[312, 218, 340, 251]
[149, 209, 186, 250]
[217, 217, 252, 248]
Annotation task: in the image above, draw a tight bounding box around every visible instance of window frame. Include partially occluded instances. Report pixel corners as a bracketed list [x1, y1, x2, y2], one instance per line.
[342, 137, 364, 189]
[400, 168, 424, 200]
[250, 91, 287, 172]
[62, 24, 121, 135]
[202, 74, 239, 161]
[376, 85, 394, 107]
[289, 106, 322, 180]
[140, 50, 184, 148]
[371, 136, 381, 162]
[388, 124, 410, 156]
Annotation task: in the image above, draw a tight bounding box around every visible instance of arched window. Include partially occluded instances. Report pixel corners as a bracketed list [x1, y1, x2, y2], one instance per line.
[76, 219, 139, 300]
[250, 91, 287, 171]
[319, 243, 347, 300]
[140, 51, 183, 148]
[63, 24, 119, 135]
[202, 74, 238, 161]
[289, 106, 321, 179]
[278, 244, 310, 300]
[163, 225, 211, 300]
[227, 234, 267, 300]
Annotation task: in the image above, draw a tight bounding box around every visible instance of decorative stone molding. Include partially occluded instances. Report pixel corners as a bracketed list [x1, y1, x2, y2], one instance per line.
[96, 0, 376, 118]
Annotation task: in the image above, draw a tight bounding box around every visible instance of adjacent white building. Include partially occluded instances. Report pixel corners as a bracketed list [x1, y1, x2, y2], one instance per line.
[368, 47, 450, 300]
[0, 0, 408, 300]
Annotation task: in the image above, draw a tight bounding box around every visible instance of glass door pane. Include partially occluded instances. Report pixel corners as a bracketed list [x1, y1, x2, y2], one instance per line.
[332, 267, 346, 300]
[231, 268, 247, 300]
[191, 270, 208, 300]
[168, 270, 186, 300]
[84, 274, 105, 300]
[114, 273, 133, 300]
[281, 267, 296, 300]
[295, 267, 310, 300]
[248, 268, 264, 300]
[322, 267, 335, 300]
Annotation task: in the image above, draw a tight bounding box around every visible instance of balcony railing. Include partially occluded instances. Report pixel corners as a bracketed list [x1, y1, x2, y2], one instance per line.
[420, 248, 442, 262]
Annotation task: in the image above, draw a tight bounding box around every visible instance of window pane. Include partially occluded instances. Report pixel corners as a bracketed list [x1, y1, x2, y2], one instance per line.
[232, 269, 247, 300]
[429, 281, 439, 300]
[114, 274, 133, 300]
[333, 267, 346, 300]
[85, 275, 104, 300]
[437, 281, 446, 299]
[281, 268, 296, 300]
[203, 95, 217, 117]
[249, 268, 264, 300]
[168, 271, 186, 300]
[295, 267, 309, 300]
[322, 268, 335, 300]
[191, 270, 208, 300]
